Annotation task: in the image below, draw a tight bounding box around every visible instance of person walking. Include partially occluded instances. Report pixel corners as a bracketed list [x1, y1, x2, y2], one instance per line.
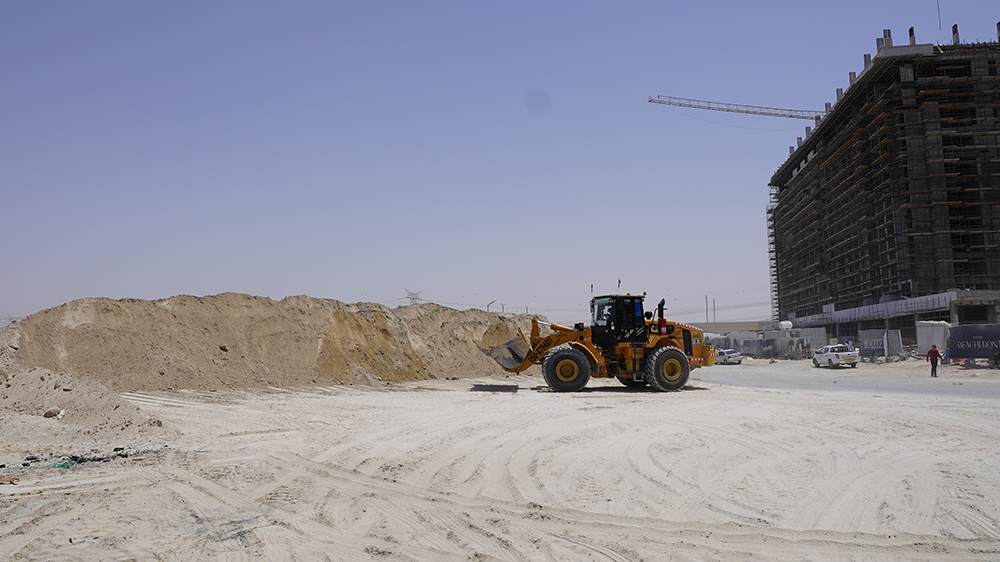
[927, 344, 942, 377]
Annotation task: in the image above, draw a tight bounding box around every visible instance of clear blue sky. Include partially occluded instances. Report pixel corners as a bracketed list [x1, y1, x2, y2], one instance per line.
[3, 1, 998, 325]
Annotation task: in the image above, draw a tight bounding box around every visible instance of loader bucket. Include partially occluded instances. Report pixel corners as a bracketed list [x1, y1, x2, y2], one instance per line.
[481, 332, 531, 371]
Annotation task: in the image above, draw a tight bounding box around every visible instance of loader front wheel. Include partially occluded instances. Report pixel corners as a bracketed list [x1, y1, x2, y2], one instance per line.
[645, 346, 689, 392]
[543, 345, 591, 392]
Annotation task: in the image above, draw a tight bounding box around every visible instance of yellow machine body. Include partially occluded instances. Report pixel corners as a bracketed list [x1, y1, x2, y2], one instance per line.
[483, 294, 717, 392]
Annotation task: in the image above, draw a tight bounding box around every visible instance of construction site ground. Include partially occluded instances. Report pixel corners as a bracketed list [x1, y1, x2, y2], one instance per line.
[2, 294, 999, 560]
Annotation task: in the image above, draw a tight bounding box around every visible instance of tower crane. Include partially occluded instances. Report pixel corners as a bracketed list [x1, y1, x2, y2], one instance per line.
[648, 95, 822, 120]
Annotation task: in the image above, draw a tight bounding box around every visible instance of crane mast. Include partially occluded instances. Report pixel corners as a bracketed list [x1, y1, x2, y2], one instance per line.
[649, 95, 822, 120]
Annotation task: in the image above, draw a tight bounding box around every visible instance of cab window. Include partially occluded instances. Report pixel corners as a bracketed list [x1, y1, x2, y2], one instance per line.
[592, 298, 613, 326]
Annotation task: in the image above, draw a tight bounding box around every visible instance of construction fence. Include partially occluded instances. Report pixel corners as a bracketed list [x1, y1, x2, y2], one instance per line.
[713, 321, 1000, 362]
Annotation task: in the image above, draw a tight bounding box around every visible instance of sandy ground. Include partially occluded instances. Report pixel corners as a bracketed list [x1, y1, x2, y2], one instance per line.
[3, 358, 1000, 561]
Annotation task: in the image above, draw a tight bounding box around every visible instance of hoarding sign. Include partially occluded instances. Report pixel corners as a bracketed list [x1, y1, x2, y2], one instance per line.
[948, 324, 1000, 358]
[858, 330, 885, 357]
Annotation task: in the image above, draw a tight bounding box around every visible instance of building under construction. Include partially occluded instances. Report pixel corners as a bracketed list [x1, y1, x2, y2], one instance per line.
[767, 24, 1000, 341]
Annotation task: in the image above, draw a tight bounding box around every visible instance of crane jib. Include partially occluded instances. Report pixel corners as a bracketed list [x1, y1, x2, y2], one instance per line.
[649, 95, 822, 120]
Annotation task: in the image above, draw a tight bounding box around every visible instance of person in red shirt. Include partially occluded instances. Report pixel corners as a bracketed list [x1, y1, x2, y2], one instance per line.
[926, 344, 942, 377]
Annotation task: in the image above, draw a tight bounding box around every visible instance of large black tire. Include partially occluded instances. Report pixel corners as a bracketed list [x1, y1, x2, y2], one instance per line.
[645, 346, 690, 392]
[542, 345, 591, 392]
[617, 376, 647, 388]
[813, 358, 819, 368]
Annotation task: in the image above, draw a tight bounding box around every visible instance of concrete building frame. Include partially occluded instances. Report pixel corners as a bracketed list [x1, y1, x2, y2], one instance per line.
[767, 25, 1000, 341]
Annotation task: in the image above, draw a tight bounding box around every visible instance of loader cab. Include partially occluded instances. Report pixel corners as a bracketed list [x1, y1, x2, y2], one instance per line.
[590, 295, 648, 348]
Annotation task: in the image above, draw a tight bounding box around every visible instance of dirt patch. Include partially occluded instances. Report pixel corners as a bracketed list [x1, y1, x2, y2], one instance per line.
[1, 325, 169, 454]
[0, 367, 169, 451]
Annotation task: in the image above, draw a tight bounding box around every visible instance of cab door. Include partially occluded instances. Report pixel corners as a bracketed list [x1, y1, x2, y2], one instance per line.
[616, 297, 648, 343]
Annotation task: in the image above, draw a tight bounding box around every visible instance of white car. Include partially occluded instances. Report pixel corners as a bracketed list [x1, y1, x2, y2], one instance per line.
[718, 349, 743, 364]
[813, 345, 859, 368]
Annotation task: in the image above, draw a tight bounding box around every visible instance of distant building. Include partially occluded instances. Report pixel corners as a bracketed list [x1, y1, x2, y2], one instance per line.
[768, 25, 1000, 340]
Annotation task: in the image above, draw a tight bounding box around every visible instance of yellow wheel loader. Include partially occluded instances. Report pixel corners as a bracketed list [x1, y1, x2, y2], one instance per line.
[483, 294, 717, 392]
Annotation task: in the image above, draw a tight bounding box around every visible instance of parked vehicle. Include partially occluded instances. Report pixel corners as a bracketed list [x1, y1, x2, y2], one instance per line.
[813, 345, 859, 368]
[718, 349, 743, 364]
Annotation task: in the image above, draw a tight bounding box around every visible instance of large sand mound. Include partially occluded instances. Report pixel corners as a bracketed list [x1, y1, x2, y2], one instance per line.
[4, 293, 544, 393]
[0, 293, 545, 460]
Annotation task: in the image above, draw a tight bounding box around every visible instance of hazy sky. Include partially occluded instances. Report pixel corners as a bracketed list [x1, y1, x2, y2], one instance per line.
[3, 1, 998, 325]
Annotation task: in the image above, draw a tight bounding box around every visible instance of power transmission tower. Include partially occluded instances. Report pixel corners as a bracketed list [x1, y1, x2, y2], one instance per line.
[649, 95, 822, 120]
[404, 289, 423, 306]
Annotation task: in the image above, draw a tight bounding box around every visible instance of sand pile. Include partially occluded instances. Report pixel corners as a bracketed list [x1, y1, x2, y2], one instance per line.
[394, 304, 542, 377]
[4, 293, 544, 393]
[0, 327, 170, 458]
[0, 367, 169, 449]
[478, 319, 524, 349]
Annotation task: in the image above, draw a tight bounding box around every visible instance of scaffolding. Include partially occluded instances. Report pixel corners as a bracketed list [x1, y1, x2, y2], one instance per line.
[768, 35, 1000, 338]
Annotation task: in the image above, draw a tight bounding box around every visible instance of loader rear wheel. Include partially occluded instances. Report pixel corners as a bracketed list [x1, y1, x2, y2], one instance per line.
[645, 346, 689, 392]
[542, 345, 591, 392]
[617, 376, 647, 388]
